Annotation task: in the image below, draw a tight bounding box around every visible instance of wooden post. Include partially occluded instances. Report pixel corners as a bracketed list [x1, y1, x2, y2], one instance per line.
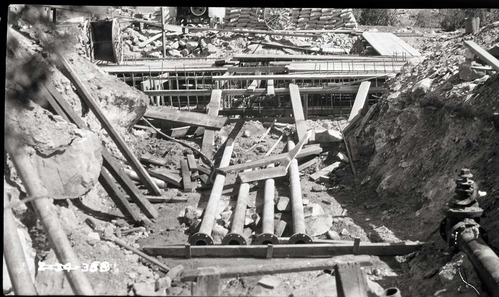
[192, 267, 220, 296]
[335, 262, 368, 297]
[161, 7, 167, 58]
[3, 189, 37, 295]
[6, 144, 94, 295]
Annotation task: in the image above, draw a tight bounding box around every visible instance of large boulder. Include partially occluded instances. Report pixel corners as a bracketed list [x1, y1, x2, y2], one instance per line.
[5, 99, 102, 198]
[58, 52, 149, 131]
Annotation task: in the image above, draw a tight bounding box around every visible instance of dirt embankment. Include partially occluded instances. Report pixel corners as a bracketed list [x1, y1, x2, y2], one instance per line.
[334, 25, 499, 296]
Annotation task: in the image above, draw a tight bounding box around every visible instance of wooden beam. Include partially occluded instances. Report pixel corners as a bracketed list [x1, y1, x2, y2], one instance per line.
[464, 40, 499, 72]
[309, 162, 342, 181]
[217, 145, 322, 174]
[348, 81, 371, 122]
[181, 258, 353, 281]
[44, 83, 157, 220]
[201, 90, 223, 160]
[147, 168, 182, 188]
[289, 83, 308, 142]
[140, 153, 167, 166]
[138, 33, 162, 48]
[186, 154, 198, 171]
[59, 55, 162, 196]
[145, 106, 227, 130]
[181, 159, 195, 192]
[143, 242, 425, 258]
[335, 262, 369, 297]
[126, 195, 187, 203]
[267, 79, 275, 96]
[354, 103, 378, 138]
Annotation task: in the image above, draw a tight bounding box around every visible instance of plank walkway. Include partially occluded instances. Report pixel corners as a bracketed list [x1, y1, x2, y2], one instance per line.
[362, 32, 421, 57]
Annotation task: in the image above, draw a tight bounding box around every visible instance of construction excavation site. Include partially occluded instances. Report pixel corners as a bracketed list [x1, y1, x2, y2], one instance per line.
[4, 5, 499, 297]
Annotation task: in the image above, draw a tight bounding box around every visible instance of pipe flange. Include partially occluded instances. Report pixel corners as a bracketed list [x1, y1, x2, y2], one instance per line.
[221, 233, 248, 246]
[253, 233, 279, 245]
[289, 233, 313, 244]
[188, 232, 214, 246]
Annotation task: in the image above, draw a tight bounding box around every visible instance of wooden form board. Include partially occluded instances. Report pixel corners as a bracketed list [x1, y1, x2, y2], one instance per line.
[289, 83, 308, 142]
[145, 106, 227, 130]
[348, 81, 371, 122]
[362, 32, 421, 57]
[142, 242, 424, 258]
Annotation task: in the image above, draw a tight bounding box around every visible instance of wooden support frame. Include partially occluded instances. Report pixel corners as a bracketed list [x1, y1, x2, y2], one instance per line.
[59, 55, 162, 196]
[43, 83, 157, 220]
[143, 242, 424, 258]
[212, 73, 391, 81]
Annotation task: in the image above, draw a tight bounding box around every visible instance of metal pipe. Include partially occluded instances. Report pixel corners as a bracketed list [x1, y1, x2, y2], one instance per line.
[6, 144, 94, 295]
[382, 287, 402, 297]
[459, 228, 499, 297]
[222, 169, 251, 245]
[3, 188, 38, 295]
[253, 164, 279, 245]
[287, 140, 313, 244]
[189, 138, 234, 245]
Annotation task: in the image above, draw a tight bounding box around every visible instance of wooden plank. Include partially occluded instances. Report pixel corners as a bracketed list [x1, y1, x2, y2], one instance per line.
[59, 55, 162, 196]
[144, 86, 387, 97]
[126, 195, 188, 203]
[309, 162, 342, 181]
[217, 145, 322, 174]
[140, 153, 167, 166]
[354, 104, 378, 138]
[335, 262, 368, 297]
[142, 242, 425, 258]
[186, 154, 198, 171]
[182, 258, 347, 282]
[44, 82, 157, 220]
[148, 168, 182, 188]
[348, 137, 360, 162]
[201, 90, 223, 160]
[348, 81, 371, 122]
[465, 40, 499, 72]
[289, 83, 307, 142]
[342, 113, 362, 136]
[362, 32, 420, 57]
[181, 159, 195, 192]
[138, 33, 162, 48]
[267, 79, 275, 96]
[145, 106, 227, 130]
[298, 158, 317, 171]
